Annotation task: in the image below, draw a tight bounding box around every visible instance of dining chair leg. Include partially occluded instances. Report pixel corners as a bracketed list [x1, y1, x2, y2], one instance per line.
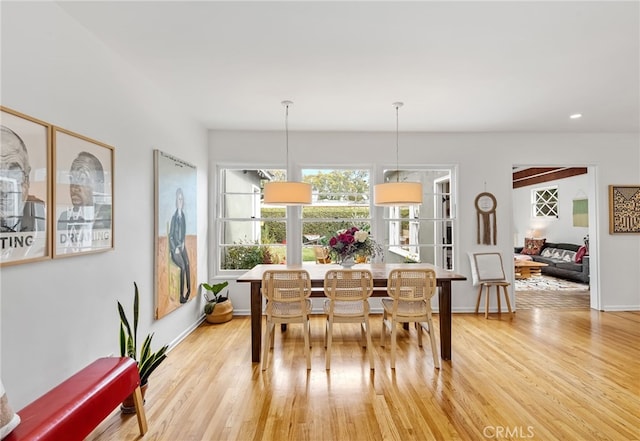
[426, 315, 440, 369]
[303, 317, 311, 370]
[364, 317, 375, 370]
[496, 285, 502, 314]
[380, 312, 388, 347]
[326, 318, 333, 370]
[390, 321, 398, 369]
[262, 320, 273, 371]
[417, 320, 423, 347]
[270, 322, 276, 349]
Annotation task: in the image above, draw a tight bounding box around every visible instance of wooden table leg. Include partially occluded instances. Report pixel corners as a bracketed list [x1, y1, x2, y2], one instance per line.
[438, 281, 452, 360]
[250, 281, 262, 363]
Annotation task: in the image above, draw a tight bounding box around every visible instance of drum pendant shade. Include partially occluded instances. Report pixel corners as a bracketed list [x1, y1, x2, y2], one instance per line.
[264, 181, 312, 205]
[374, 181, 423, 205]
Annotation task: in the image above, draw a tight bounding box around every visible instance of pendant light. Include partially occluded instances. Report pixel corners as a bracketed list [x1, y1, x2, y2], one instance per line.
[374, 102, 423, 206]
[263, 100, 312, 205]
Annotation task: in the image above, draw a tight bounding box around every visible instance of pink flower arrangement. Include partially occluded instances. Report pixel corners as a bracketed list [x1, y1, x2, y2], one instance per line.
[328, 226, 382, 262]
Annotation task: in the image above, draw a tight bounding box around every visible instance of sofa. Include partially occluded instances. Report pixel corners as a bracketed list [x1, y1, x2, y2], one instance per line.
[515, 241, 590, 284]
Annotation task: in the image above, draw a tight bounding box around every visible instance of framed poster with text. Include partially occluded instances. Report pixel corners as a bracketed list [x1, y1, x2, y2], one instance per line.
[53, 127, 114, 257]
[0, 106, 51, 266]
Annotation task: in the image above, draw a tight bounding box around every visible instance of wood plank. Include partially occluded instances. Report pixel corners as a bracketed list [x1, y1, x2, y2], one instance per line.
[513, 167, 588, 188]
[87, 310, 640, 441]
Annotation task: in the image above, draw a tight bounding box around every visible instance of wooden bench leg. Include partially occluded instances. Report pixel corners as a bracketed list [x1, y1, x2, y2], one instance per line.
[132, 385, 148, 435]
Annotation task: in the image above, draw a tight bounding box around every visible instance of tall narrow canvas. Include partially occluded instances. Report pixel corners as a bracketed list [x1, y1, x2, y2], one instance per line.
[154, 150, 197, 319]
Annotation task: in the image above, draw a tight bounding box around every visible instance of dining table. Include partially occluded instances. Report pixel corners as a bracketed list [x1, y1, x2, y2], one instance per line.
[237, 263, 467, 363]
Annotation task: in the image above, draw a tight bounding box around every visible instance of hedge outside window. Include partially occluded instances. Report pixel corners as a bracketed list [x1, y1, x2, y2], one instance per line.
[301, 168, 372, 262]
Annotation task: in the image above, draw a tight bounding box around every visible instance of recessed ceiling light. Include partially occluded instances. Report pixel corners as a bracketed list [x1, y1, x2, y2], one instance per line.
[569, 113, 583, 119]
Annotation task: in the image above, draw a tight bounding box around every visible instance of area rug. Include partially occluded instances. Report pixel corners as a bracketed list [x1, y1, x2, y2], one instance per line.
[515, 275, 590, 310]
[515, 275, 589, 292]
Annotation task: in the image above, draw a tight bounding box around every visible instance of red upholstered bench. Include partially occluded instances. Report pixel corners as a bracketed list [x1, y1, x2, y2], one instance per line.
[5, 357, 147, 441]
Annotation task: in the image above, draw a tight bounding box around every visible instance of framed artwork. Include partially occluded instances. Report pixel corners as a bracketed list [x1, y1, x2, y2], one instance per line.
[0, 106, 52, 266]
[154, 150, 197, 319]
[53, 127, 114, 257]
[572, 198, 588, 227]
[609, 185, 640, 234]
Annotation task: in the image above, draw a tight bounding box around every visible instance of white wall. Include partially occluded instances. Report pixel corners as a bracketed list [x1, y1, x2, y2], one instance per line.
[513, 173, 590, 246]
[1, 3, 208, 408]
[209, 131, 640, 314]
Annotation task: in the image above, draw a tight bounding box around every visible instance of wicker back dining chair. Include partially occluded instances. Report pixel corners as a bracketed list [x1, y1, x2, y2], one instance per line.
[381, 268, 440, 369]
[261, 269, 313, 371]
[468, 252, 513, 319]
[314, 246, 332, 264]
[323, 269, 375, 370]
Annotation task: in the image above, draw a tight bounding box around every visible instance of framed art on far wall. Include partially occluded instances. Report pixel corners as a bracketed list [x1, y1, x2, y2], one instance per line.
[609, 185, 640, 234]
[154, 150, 197, 319]
[53, 127, 114, 257]
[1, 106, 52, 266]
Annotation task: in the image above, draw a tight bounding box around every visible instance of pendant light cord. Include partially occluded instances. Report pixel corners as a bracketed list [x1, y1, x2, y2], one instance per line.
[395, 103, 399, 183]
[282, 100, 292, 175]
[393, 101, 403, 183]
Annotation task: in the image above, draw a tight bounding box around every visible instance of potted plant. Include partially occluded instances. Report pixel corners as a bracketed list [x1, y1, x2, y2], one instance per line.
[202, 281, 233, 324]
[118, 282, 169, 413]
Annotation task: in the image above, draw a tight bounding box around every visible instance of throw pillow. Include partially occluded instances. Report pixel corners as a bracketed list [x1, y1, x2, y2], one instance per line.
[0, 380, 20, 439]
[541, 248, 553, 258]
[521, 237, 546, 255]
[575, 245, 587, 263]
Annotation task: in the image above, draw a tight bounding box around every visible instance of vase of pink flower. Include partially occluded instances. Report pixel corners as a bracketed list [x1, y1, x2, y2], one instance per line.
[327, 226, 382, 267]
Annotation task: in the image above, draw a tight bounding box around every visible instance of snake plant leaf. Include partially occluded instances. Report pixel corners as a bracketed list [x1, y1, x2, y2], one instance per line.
[119, 323, 126, 357]
[133, 282, 139, 354]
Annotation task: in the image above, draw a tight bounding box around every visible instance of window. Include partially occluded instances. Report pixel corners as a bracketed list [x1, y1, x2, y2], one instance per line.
[217, 168, 286, 270]
[382, 168, 456, 270]
[216, 166, 457, 272]
[300, 168, 372, 262]
[532, 186, 558, 218]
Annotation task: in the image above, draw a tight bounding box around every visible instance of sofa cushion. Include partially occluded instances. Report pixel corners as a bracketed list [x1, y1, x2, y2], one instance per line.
[556, 262, 583, 272]
[575, 245, 587, 263]
[541, 247, 576, 262]
[522, 237, 546, 255]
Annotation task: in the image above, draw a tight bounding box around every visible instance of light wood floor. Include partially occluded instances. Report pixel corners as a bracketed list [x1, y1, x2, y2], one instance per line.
[88, 310, 640, 441]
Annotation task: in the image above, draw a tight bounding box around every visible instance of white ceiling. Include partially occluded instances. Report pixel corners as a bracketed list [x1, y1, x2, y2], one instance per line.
[57, 1, 639, 133]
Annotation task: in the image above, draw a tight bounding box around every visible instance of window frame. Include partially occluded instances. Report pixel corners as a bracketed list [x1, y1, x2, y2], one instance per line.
[531, 185, 559, 218]
[379, 166, 457, 270]
[214, 164, 458, 275]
